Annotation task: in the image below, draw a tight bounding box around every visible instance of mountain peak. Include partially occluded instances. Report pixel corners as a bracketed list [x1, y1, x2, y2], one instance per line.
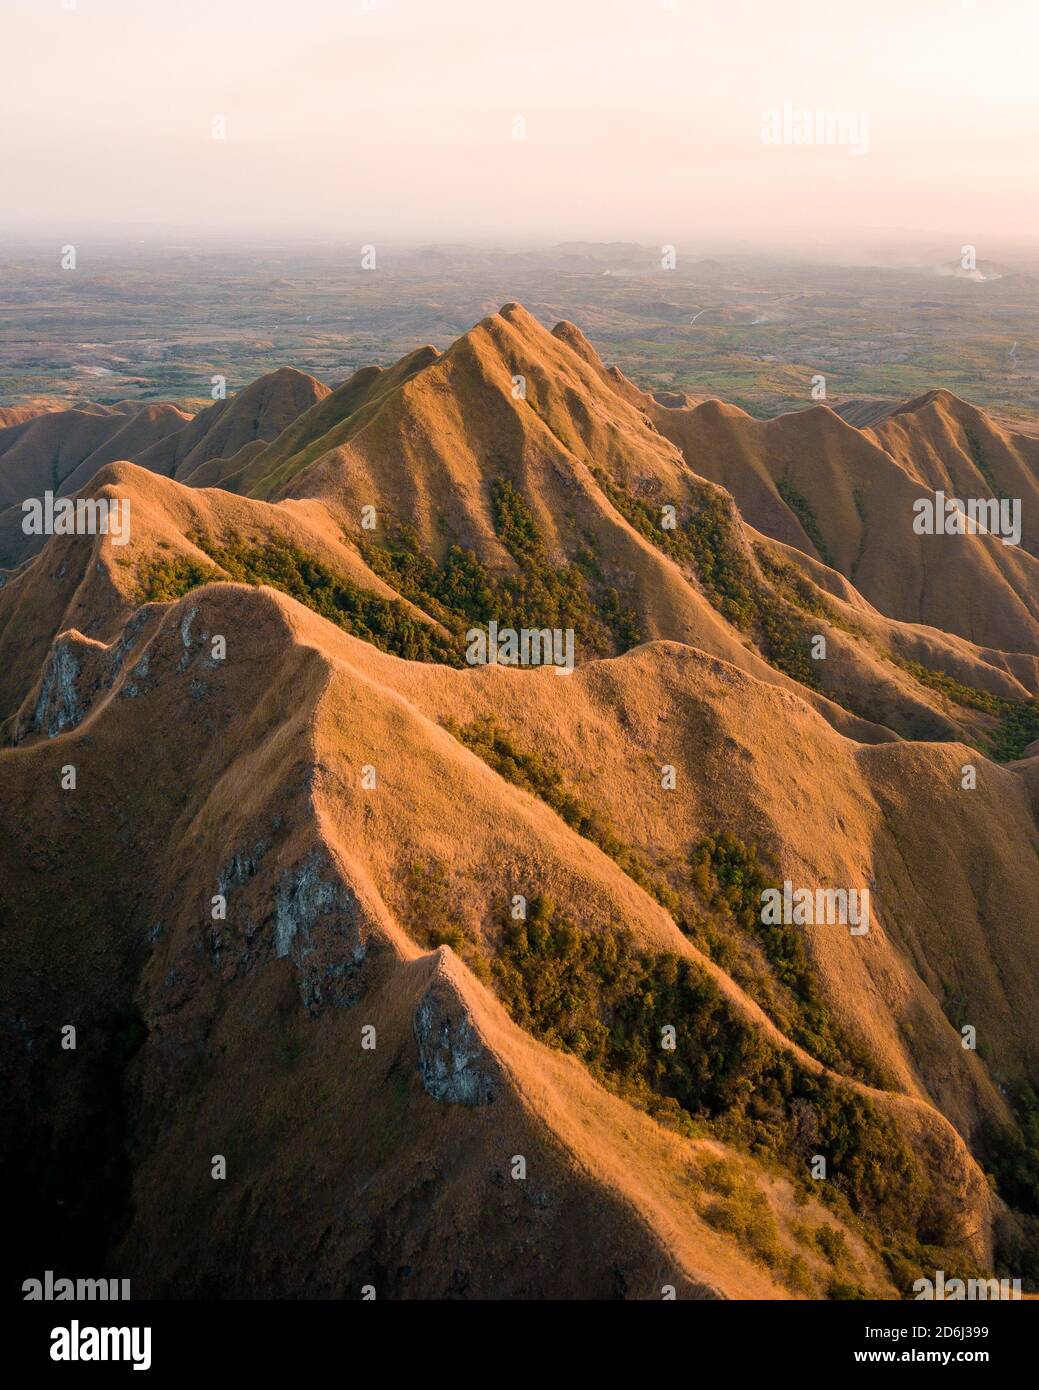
[891, 387, 975, 420]
[550, 317, 603, 367]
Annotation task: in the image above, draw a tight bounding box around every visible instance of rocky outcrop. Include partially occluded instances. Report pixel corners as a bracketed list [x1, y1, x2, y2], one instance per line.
[32, 640, 82, 736]
[413, 961, 498, 1106]
[23, 608, 156, 737]
[274, 853, 368, 1015]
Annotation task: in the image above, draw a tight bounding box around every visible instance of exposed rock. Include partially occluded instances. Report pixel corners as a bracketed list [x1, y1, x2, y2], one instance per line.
[217, 842, 269, 898]
[273, 852, 368, 1014]
[33, 640, 83, 736]
[110, 609, 151, 673]
[177, 606, 198, 670]
[413, 967, 497, 1106]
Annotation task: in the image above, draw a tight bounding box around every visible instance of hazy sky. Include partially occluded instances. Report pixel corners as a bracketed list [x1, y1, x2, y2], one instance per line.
[3, 0, 1038, 251]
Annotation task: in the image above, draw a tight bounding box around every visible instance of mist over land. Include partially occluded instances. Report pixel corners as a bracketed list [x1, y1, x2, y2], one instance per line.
[3, 237, 1038, 430]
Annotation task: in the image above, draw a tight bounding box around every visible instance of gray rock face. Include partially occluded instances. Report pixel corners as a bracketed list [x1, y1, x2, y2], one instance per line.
[413, 975, 497, 1106]
[31, 609, 154, 732]
[208, 843, 368, 1015]
[33, 640, 83, 736]
[273, 853, 367, 1015]
[178, 606, 197, 666]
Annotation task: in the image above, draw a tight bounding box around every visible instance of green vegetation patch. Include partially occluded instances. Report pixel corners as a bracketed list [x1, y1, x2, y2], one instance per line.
[136, 554, 222, 603]
[756, 548, 833, 620]
[397, 857, 491, 982]
[688, 834, 886, 1084]
[965, 429, 1007, 500]
[436, 689, 993, 1285]
[697, 1157, 813, 1291]
[896, 659, 1039, 762]
[447, 717, 884, 1086]
[493, 894, 960, 1288]
[977, 1082, 1039, 1288]
[445, 715, 657, 890]
[359, 526, 499, 631]
[777, 477, 835, 568]
[756, 546, 1039, 761]
[138, 533, 460, 665]
[360, 478, 642, 660]
[488, 477, 642, 652]
[985, 1085, 1039, 1220]
[495, 897, 761, 1122]
[591, 468, 821, 688]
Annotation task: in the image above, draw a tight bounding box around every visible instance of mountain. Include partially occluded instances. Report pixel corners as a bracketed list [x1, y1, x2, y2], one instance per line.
[214, 304, 1039, 747]
[2, 305, 1038, 1300]
[133, 365, 330, 485]
[0, 400, 191, 561]
[0, 403, 65, 429]
[640, 386, 1039, 655]
[0, 368, 328, 568]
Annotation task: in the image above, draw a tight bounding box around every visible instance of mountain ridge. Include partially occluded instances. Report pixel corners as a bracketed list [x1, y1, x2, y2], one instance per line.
[2, 302, 1038, 1299]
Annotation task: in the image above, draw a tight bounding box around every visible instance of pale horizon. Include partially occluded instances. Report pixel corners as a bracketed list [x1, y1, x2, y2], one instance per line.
[3, 0, 1038, 251]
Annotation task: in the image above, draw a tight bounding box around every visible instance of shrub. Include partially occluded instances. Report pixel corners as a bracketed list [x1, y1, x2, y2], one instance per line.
[688, 834, 890, 1086]
[359, 481, 643, 659]
[815, 1223, 850, 1266]
[984, 1084, 1039, 1214]
[142, 533, 462, 665]
[137, 555, 221, 603]
[493, 895, 944, 1270]
[896, 659, 1039, 762]
[449, 720, 886, 1085]
[777, 477, 835, 568]
[591, 468, 821, 687]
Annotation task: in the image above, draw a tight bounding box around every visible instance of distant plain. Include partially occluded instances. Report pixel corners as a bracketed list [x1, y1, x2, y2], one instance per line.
[3, 239, 1037, 430]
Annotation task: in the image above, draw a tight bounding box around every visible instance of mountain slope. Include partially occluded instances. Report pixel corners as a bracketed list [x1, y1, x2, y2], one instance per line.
[0, 573, 999, 1297]
[196, 305, 1039, 756]
[643, 387, 1039, 654]
[2, 304, 1038, 1299]
[134, 365, 330, 484]
[0, 369, 329, 569]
